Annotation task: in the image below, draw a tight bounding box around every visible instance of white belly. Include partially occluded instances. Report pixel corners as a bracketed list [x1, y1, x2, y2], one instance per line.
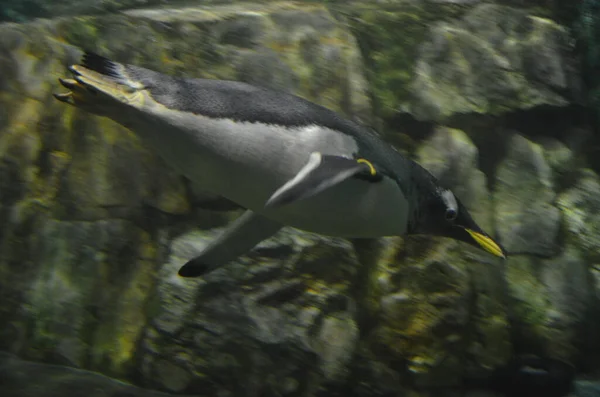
[130, 103, 408, 237]
[265, 177, 408, 237]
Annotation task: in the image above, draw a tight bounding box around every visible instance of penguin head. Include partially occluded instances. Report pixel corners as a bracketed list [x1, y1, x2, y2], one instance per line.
[408, 172, 506, 259]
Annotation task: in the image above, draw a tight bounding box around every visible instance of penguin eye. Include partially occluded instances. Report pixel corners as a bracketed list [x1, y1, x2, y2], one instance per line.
[445, 208, 457, 221]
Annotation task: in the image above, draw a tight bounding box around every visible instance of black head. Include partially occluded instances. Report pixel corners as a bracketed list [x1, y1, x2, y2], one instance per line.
[407, 167, 506, 259]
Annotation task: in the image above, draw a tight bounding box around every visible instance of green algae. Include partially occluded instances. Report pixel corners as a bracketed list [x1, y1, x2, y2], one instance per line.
[337, 2, 467, 121]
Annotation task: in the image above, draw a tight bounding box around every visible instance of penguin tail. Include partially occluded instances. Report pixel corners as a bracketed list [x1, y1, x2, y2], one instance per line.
[54, 51, 144, 113]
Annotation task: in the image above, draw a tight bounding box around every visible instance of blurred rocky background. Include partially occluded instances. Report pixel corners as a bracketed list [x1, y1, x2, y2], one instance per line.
[0, 0, 599, 397]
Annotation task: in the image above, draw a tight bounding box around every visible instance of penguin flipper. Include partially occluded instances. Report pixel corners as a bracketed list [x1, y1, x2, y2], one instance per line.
[178, 210, 282, 277]
[265, 152, 381, 209]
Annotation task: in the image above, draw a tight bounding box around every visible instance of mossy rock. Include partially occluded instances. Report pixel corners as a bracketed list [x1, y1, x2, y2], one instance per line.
[140, 226, 361, 394]
[336, 1, 468, 122]
[410, 4, 574, 122]
[370, 237, 510, 388]
[494, 134, 561, 257]
[334, 2, 577, 129]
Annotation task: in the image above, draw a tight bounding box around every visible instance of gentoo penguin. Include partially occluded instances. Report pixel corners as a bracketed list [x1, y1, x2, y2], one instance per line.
[54, 52, 506, 277]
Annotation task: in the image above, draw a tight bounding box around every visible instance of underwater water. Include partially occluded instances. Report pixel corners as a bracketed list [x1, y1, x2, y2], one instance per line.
[0, 0, 599, 396]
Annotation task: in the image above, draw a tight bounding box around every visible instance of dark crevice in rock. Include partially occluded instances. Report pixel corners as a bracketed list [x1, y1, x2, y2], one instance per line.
[306, 311, 326, 341]
[474, 127, 510, 194]
[251, 244, 295, 260]
[502, 104, 590, 141]
[579, 294, 600, 373]
[574, 268, 600, 371]
[343, 17, 385, 133]
[254, 279, 307, 306]
[384, 103, 593, 195]
[243, 263, 286, 286]
[348, 238, 385, 338]
[0, 158, 27, 206]
[386, 112, 436, 154]
[500, 104, 600, 179]
[552, 165, 589, 196]
[322, 293, 352, 315]
[551, 211, 569, 259]
[506, 316, 547, 360]
[451, 107, 584, 185]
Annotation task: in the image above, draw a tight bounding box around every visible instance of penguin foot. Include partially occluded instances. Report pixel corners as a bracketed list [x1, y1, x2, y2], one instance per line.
[54, 74, 98, 107]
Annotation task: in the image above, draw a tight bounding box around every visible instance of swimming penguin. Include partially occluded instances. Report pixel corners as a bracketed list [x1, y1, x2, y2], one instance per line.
[54, 52, 506, 277]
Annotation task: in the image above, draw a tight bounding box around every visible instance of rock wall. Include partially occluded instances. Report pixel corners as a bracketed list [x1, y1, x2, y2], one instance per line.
[0, 1, 598, 397]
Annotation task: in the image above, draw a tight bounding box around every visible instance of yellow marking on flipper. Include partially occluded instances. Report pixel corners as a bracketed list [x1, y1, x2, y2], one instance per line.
[357, 158, 377, 176]
[465, 228, 506, 258]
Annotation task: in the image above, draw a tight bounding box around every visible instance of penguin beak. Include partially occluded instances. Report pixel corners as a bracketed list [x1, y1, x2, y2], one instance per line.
[462, 227, 507, 259]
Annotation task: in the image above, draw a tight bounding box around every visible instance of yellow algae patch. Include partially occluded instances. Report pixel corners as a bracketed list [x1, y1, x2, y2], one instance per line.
[1, 98, 43, 139]
[92, 231, 159, 376]
[149, 174, 191, 215]
[97, 117, 128, 146]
